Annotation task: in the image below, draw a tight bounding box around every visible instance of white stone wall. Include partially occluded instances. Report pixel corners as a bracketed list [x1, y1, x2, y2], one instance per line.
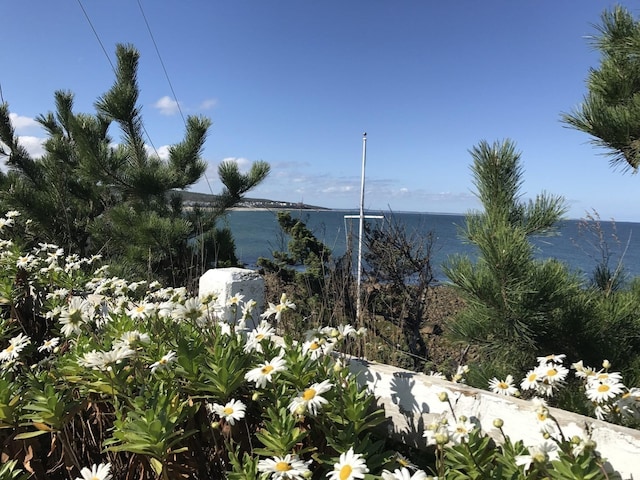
[347, 358, 640, 480]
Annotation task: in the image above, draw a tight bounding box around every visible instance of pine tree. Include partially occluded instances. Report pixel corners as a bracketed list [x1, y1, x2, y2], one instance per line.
[0, 44, 269, 287]
[443, 140, 585, 369]
[563, 6, 640, 171]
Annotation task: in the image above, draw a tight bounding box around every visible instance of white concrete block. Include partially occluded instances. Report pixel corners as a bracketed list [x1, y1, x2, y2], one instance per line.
[198, 267, 264, 329]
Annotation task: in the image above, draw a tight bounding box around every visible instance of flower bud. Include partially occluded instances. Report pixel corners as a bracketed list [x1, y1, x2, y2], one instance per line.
[252, 392, 261, 402]
[602, 359, 611, 369]
[434, 431, 449, 445]
[333, 359, 344, 373]
[493, 418, 504, 428]
[210, 421, 220, 430]
[438, 392, 449, 402]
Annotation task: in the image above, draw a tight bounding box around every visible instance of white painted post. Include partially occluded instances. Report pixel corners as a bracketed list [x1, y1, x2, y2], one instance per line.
[198, 267, 264, 329]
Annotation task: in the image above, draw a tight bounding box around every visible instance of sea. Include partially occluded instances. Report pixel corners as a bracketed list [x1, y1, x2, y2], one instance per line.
[225, 209, 640, 284]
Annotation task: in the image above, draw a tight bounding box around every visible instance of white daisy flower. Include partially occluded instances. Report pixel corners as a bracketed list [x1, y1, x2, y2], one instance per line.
[533, 402, 557, 434]
[261, 293, 296, 322]
[38, 337, 60, 353]
[536, 354, 566, 365]
[488, 375, 519, 396]
[174, 297, 207, 324]
[210, 399, 246, 425]
[257, 453, 312, 480]
[241, 299, 257, 321]
[243, 321, 275, 353]
[302, 338, 334, 359]
[0, 217, 14, 231]
[59, 297, 92, 337]
[451, 365, 469, 383]
[616, 388, 640, 421]
[381, 467, 428, 480]
[149, 351, 177, 373]
[289, 379, 333, 416]
[117, 330, 151, 347]
[450, 418, 475, 444]
[531, 439, 560, 462]
[326, 447, 368, 480]
[571, 360, 596, 379]
[0, 333, 31, 362]
[227, 293, 245, 306]
[79, 344, 134, 371]
[126, 302, 155, 320]
[46, 287, 70, 300]
[586, 379, 625, 403]
[75, 462, 112, 480]
[245, 355, 287, 388]
[589, 370, 623, 386]
[16, 254, 36, 269]
[539, 363, 569, 385]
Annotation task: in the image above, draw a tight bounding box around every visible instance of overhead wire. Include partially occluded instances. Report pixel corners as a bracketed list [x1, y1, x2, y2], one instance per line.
[75, 0, 115, 72]
[136, 0, 187, 127]
[76, 0, 159, 157]
[136, 0, 216, 194]
[77, 0, 214, 192]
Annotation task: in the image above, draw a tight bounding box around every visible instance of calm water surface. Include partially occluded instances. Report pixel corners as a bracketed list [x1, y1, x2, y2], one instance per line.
[225, 210, 640, 283]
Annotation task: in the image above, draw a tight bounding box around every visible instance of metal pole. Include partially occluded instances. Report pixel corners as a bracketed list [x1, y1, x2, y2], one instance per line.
[356, 132, 367, 325]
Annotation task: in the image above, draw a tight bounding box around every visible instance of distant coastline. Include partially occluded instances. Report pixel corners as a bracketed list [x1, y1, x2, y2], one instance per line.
[178, 190, 329, 211]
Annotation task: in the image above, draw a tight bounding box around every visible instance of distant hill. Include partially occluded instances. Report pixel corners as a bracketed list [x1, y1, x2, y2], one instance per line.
[175, 190, 329, 210]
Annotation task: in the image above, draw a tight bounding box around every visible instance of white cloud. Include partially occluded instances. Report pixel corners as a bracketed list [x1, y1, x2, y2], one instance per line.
[321, 185, 355, 194]
[145, 144, 171, 160]
[18, 136, 45, 158]
[153, 96, 182, 116]
[199, 98, 218, 110]
[221, 156, 251, 172]
[9, 113, 40, 133]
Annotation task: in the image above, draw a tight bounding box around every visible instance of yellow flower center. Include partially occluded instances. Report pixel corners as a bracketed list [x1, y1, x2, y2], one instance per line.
[302, 388, 316, 401]
[527, 373, 537, 382]
[339, 465, 353, 480]
[547, 368, 557, 377]
[498, 381, 508, 389]
[5, 345, 14, 353]
[256, 334, 265, 341]
[223, 407, 234, 415]
[598, 384, 610, 393]
[136, 305, 145, 313]
[597, 373, 608, 380]
[309, 342, 320, 350]
[537, 412, 547, 422]
[261, 365, 274, 374]
[275, 461, 292, 472]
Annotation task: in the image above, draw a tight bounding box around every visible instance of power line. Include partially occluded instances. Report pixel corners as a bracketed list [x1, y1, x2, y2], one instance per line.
[75, 0, 115, 72]
[76, 0, 159, 157]
[136, 0, 215, 194]
[136, 0, 187, 127]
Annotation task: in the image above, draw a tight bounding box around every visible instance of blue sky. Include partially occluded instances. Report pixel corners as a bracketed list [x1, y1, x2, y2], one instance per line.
[3, 1, 640, 221]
